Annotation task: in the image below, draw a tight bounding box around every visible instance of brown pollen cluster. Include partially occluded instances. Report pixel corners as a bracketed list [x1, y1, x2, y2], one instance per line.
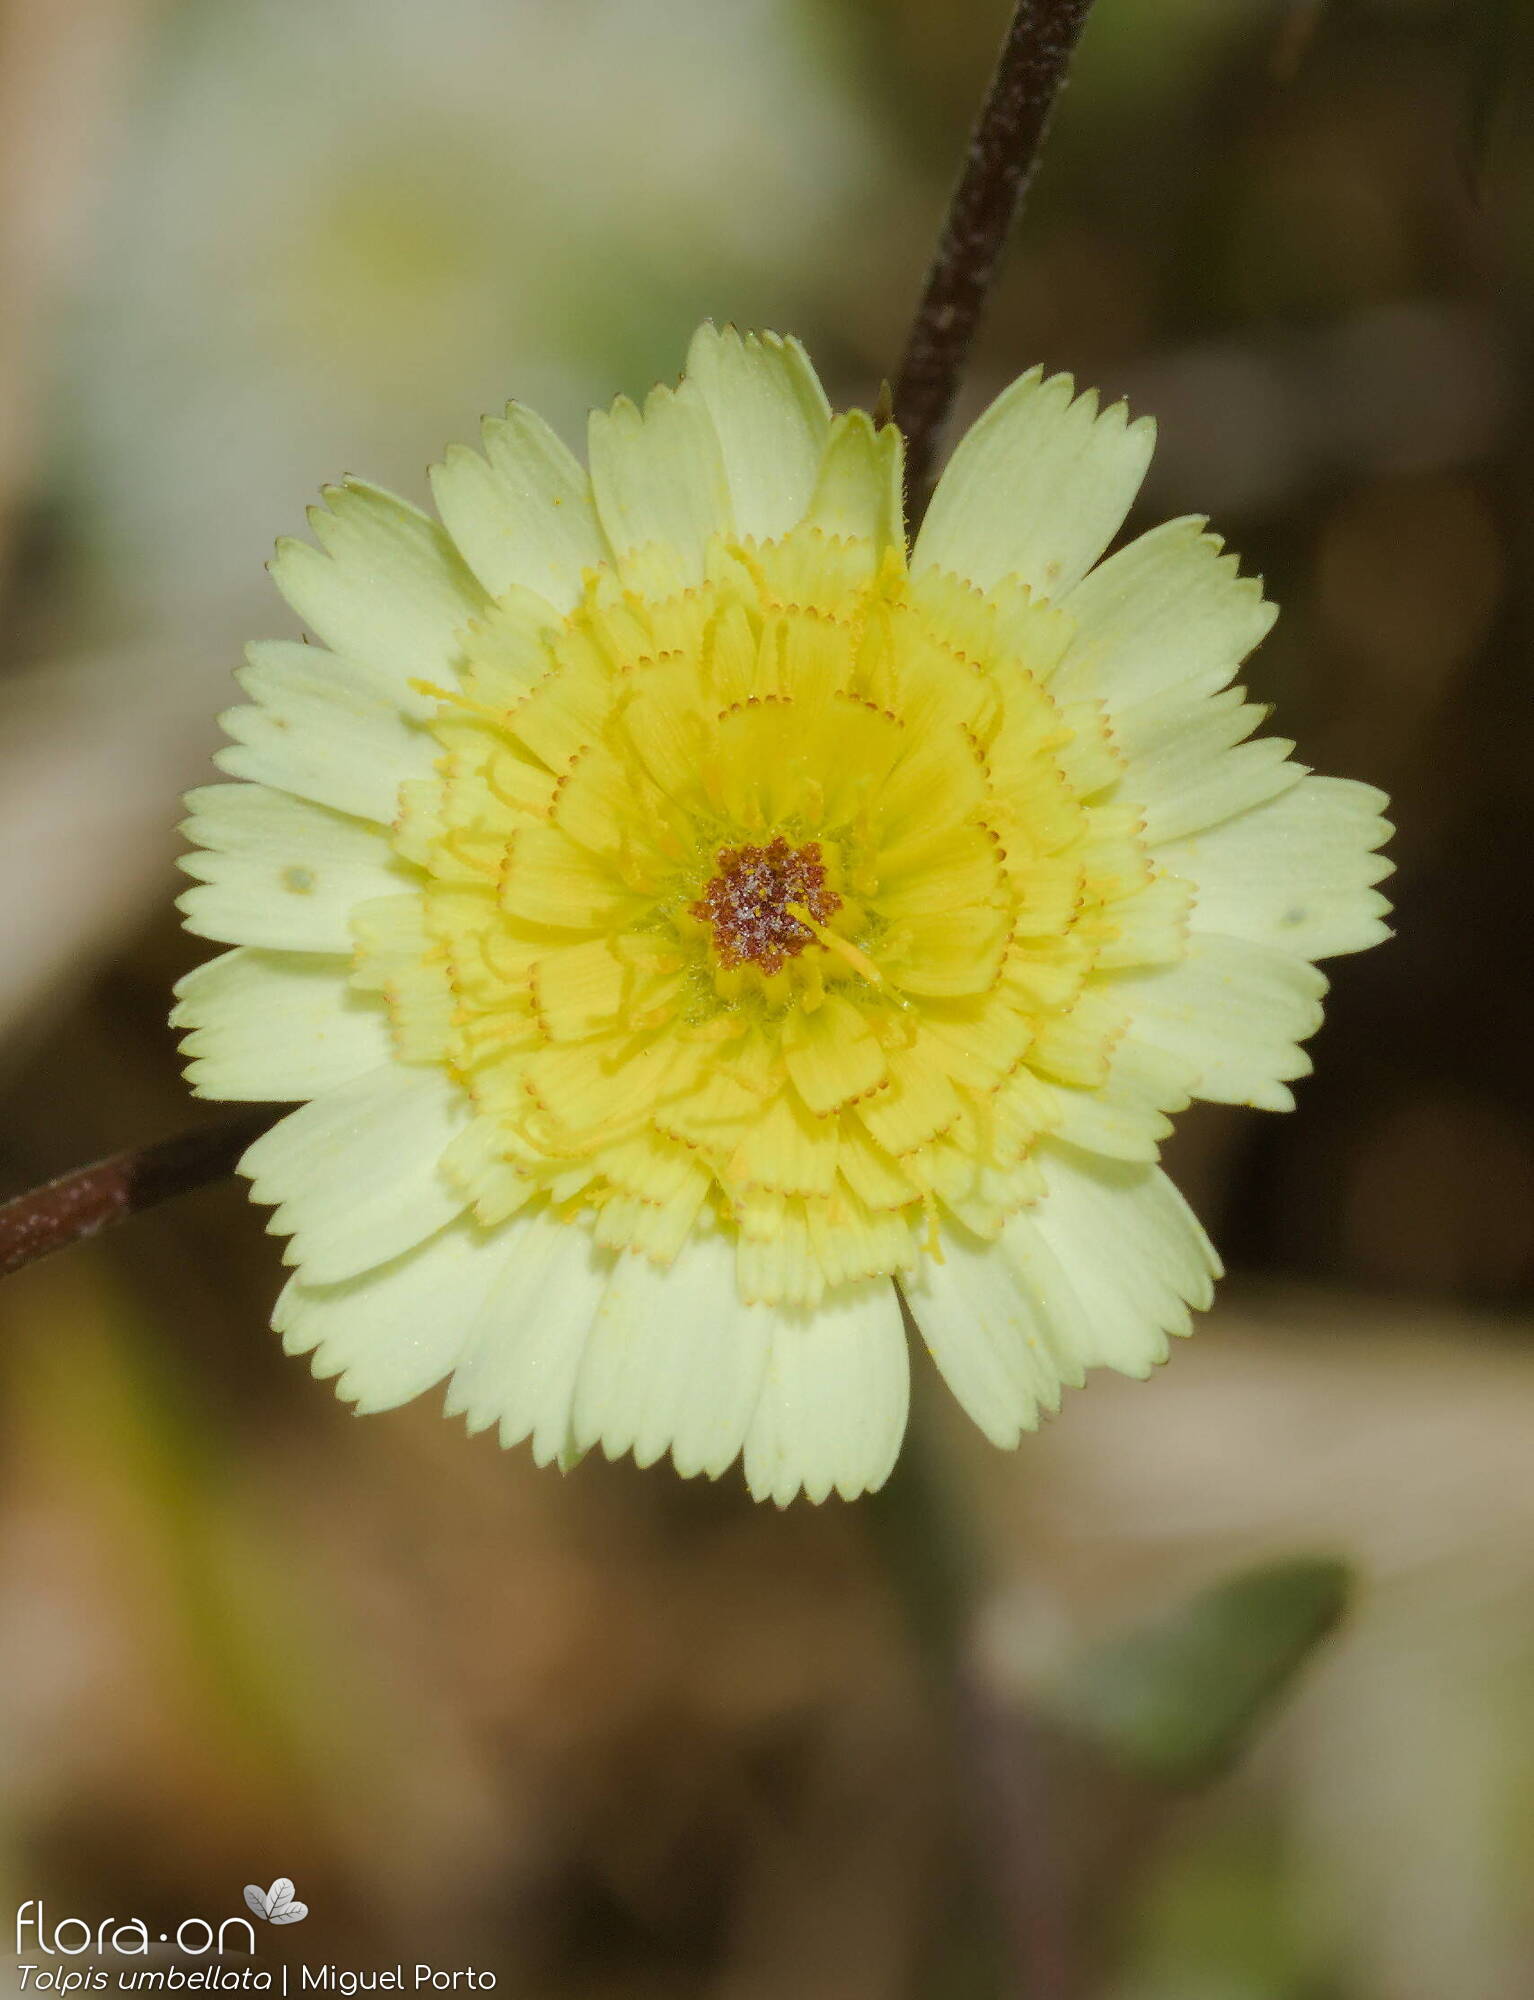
[692, 837, 842, 975]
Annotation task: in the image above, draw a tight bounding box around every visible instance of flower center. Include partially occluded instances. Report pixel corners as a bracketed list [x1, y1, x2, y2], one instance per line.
[369, 531, 1166, 1299]
[691, 836, 842, 976]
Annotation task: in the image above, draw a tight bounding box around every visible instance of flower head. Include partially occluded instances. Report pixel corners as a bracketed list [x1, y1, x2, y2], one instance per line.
[174, 325, 1392, 1503]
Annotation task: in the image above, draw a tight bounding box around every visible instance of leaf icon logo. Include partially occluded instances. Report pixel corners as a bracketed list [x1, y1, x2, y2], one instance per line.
[243, 1879, 309, 1925]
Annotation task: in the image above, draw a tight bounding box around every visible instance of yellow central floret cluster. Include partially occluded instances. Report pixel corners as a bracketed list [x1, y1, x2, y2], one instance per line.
[351, 522, 1191, 1309]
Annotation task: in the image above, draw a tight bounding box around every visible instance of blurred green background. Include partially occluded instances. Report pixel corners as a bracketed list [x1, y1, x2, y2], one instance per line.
[0, 0, 1531, 1994]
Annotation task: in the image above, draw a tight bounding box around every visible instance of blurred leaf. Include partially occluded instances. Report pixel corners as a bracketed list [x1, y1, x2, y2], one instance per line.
[1045, 1558, 1354, 1787]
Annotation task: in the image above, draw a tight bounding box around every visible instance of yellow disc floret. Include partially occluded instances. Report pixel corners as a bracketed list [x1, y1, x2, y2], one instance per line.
[348, 524, 1191, 1309]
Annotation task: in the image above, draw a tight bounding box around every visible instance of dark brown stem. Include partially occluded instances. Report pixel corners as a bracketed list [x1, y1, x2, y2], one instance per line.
[893, 0, 1097, 519]
[0, 1110, 279, 1277]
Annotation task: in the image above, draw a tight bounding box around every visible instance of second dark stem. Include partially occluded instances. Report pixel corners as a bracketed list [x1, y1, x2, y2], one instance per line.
[893, 0, 1097, 519]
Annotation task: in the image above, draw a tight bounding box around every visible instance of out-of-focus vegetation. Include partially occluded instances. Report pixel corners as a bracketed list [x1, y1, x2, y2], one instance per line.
[0, 1, 1531, 1995]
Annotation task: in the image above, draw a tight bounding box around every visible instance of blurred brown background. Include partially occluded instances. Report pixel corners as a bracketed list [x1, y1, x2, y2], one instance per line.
[0, 1, 1530, 1995]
